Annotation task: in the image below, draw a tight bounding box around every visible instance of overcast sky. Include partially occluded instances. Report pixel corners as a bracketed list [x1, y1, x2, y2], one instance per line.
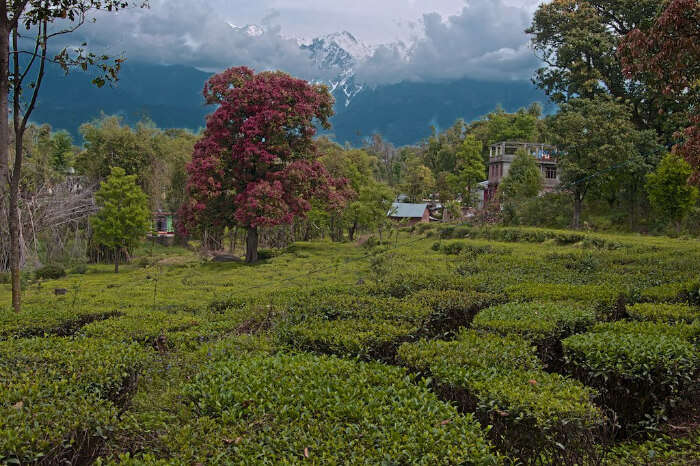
[73, 0, 545, 84]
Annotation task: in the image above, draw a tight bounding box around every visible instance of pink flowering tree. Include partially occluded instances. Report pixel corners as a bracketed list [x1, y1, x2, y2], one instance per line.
[180, 67, 352, 262]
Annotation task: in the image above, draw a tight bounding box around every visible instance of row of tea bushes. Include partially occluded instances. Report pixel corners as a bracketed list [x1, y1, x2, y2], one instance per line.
[504, 282, 627, 320]
[472, 302, 596, 368]
[627, 302, 700, 324]
[135, 352, 502, 464]
[562, 325, 698, 433]
[0, 305, 122, 340]
[278, 290, 501, 360]
[0, 337, 149, 464]
[434, 226, 625, 250]
[397, 330, 604, 464]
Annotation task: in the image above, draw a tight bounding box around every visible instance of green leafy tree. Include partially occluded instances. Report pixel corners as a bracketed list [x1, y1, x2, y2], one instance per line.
[500, 149, 543, 201]
[91, 167, 150, 273]
[549, 96, 656, 229]
[645, 153, 699, 232]
[50, 131, 74, 172]
[402, 157, 436, 202]
[448, 134, 485, 206]
[499, 149, 544, 224]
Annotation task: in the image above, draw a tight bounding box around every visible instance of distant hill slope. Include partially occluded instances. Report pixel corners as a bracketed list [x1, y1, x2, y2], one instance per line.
[29, 61, 553, 146]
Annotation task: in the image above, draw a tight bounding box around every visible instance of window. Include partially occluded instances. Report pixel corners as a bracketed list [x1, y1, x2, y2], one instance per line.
[545, 166, 557, 179]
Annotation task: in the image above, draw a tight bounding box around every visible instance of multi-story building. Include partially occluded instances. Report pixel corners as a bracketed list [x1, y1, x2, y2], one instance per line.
[484, 141, 558, 203]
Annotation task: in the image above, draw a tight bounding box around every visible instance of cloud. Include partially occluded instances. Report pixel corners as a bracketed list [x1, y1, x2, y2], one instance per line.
[65, 0, 328, 80]
[356, 0, 539, 84]
[59, 0, 539, 85]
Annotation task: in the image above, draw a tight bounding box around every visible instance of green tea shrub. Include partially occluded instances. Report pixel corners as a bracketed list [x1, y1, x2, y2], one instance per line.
[397, 330, 603, 463]
[505, 282, 627, 320]
[370, 271, 465, 298]
[177, 352, 500, 464]
[79, 310, 203, 346]
[441, 241, 465, 255]
[473, 302, 596, 368]
[279, 318, 417, 361]
[563, 330, 698, 432]
[34, 264, 66, 280]
[627, 303, 700, 324]
[409, 289, 503, 335]
[640, 280, 700, 304]
[0, 307, 122, 340]
[0, 337, 148, 464]
[431, 241, 441, 251]
[589, 320, 700, 344]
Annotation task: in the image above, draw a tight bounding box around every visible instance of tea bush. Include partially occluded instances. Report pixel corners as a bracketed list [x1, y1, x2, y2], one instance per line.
[176, 352, 501, 464]
[0, 337, 148, 464]
[472, 302, 596, 367]
[589, 320, 700, 343]
[397, 330, 604, 463]
[563, 330, 698, 431]
[627, 303, 700, 324]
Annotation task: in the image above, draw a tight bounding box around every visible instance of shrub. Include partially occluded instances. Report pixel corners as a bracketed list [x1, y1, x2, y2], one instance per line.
[627, 303, 700, 324]
[34, 264, 66, 280]
[177, 352, 499, 464]
[0, 337, 147, 464]
[589, 320, 700, 344]
[431, 241, 441, 251]
[279, 318, 418, 361]
[71, 263, 89, 274]
[397, 330, 604, 464]
[0, 272, 8, 284]
[505, 282, 627, 320]
[472, 302, 596, 368]
[563, 330, 698, 432]
[256, 248, 280, 260]
[409, 289, 503, 335]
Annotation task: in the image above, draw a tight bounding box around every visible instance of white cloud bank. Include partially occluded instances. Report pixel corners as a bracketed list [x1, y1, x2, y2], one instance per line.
[67, 0, 540, 84]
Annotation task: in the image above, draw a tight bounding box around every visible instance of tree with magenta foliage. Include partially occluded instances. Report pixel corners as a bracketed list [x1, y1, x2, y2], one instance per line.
[180, 67, 351, 263]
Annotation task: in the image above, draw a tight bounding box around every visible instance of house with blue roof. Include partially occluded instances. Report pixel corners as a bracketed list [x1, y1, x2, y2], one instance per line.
[387, 202, 430, 225]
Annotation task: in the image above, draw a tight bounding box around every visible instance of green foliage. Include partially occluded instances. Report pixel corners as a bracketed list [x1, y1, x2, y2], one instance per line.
[178, 352, 499, 464]
[402, 156, 436, 202]
[91, 167, 151, 269]
[398, 329, 603, 463]
[627, 303, 700, 324]
[646, 152, 699, 228]
[549, 96, 658, 228]
[448, 134, 485, 205]
[563, 330, 698, 431]
[0, 337, 148, 464]
[589, 320, 700, 344]
[473, 302, 596, 343]
[34, 264, 66, 280]
[499, 148, 543, 202]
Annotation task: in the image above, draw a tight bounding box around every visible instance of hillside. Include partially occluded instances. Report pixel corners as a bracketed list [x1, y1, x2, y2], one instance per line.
[29, 60, 553, 146]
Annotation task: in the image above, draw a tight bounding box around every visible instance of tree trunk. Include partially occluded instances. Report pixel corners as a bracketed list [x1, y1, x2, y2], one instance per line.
[114, 247, 119, 273]
[245, 227, 258, 263]
[0, 13, 8, 198]
[572, 192, 582, 230]
[348, 220, 357, 241]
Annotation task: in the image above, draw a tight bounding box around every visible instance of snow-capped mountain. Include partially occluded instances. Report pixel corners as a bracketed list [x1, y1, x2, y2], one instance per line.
[227, 22, 264, 37]
[300, 31, 376, 108]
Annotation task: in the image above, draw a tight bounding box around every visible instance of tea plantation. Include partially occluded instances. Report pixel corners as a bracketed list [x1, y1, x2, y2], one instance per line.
[1, 225, 698, 465]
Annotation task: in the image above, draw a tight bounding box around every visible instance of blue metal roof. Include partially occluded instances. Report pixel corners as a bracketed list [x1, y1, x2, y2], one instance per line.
[387, 202, 428, 218]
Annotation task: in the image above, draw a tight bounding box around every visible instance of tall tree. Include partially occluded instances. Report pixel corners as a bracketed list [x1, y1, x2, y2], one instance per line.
[548, 96, 656, 229]
[0, 0, 147, 312]
[181, 67, 350, 263]
[448, 134, 485, 206]
[499, 148, 543, 201]
[91, 167, 150, 273]
[619, 0, 700, 185]
[402, 157, 435, 203]
[645, 152, 699, 232]
[527, 0, 682, 140]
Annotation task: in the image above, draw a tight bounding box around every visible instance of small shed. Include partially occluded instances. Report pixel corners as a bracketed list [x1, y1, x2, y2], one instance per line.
[387, 202, 430, 225]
